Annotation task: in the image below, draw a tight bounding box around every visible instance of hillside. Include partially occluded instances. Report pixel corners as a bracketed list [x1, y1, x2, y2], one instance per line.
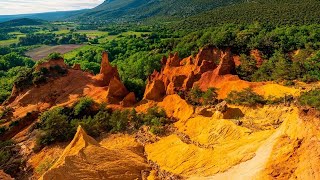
[179, 0, 320, 29]
[0, 10, 87, 23]
[73, 0, 244, 22]
[70, 0, 320, 27]
[0, 18, 45, 27]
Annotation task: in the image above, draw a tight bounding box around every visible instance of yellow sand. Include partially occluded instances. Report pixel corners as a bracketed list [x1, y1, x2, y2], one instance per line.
[158, 94, 194, 121]
[40, 126, 148, 180]
[254, 84, 300, 98]
[146, 105, 301, 178]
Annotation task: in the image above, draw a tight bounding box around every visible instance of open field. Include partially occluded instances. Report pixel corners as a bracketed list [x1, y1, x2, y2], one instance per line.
[98, 31, 151, 43]
[77, 30, 109, 38]
[26, 45, 83, 61]
[0, 32, 26, 46]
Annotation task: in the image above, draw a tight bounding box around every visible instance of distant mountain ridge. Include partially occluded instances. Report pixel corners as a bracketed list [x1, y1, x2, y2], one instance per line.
[70, 0, 320, 26]
[0, 0, 319, 27]
[0, 9, 87, 23]
[0, 18, 45, 27]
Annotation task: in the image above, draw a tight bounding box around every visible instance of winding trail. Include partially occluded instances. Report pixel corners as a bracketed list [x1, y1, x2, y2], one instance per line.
[189, 128, 282, 180]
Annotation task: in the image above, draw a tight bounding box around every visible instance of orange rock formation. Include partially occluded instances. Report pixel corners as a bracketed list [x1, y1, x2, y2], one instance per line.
[144, 47, 231, 101]
[1, 52, 135, 141]
[94, 51, 120, 86]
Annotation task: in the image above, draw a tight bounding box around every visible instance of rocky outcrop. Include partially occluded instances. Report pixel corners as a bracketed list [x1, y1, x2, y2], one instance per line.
[213, 48, 236, 75]
[95, 51, 120, 87]
[121, 92, 137, 107]
[144, 79, 166, 101]
[143, 47, 237, 101]
[94, 51, 135, 105]
[106, 77, 129, 104]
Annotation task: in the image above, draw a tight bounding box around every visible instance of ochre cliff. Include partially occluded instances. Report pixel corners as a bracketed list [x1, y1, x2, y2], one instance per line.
[40, 126, 148, 180]
[3, 51, 134, 119]
[144, 47, 299, 100]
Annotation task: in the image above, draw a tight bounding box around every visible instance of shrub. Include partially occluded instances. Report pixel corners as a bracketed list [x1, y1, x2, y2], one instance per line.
[0, 140, 25, 177]
[47, 52, 63, 60]
[226, 88, 266, 106]
[141, 107, 168, 135]
[32, 71, 47, 85]
[298, 89, 320, 110]
[283, 80, 295, 86]
[13, 68, 33, 90]
[37, 107, 73, 146]
[34, 101, 170, 149]
[71, 110, 111, 137]
[9, 120, 19, 128]
[73, 97, 94, 116]
[236, 54, 258, 81]
[0, 91, 10, 104]
[109, 110, 130, 132]
[186, 86, 218, 106]
[202, 87, 218, 105]
[188, 85, 203, 105]
[49, 65, 67, 75]
[0, 126, 7, 135]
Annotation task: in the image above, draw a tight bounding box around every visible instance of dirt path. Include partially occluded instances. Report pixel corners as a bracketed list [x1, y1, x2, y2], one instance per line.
[199, 128, 282, 180]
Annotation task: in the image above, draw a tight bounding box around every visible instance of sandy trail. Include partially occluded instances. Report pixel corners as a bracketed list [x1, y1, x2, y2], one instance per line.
[192, 128, 282, 180]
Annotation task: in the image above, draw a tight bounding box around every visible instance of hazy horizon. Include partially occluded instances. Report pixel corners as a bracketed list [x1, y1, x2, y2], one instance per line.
[0, 0, 104, 15]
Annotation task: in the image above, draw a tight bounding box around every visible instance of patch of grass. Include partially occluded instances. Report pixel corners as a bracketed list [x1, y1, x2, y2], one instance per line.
[0, 34, 26, 46]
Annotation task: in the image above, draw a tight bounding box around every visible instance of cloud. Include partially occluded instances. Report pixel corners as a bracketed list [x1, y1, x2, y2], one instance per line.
[0, 0, 104, 15]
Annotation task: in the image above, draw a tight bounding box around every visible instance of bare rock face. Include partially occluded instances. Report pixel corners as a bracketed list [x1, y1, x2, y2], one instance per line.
[144, 80, 166, 101]
[95, 51, 120, 86]
[194, 47, 215, 66]
[215, 101, 228, 112]
[106, 77, 129, 104]
[214, 48, 236, 75]
[121, 92, 137, 107]
[93, 51, 136, 105]
[144, 46, 235, 101]
[166, 52, 180, 67]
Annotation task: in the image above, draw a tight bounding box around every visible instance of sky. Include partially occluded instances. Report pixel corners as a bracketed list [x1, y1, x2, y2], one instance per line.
[0, 0, 105, 15]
